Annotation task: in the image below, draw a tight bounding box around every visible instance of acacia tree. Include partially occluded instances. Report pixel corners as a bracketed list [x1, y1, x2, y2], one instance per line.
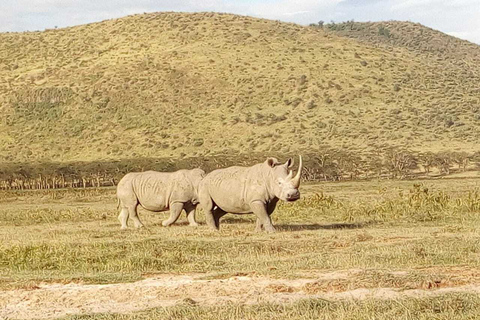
[314, 149, 343, 181]
[365, 150, 384, 179]
[334, 150, 363, 180]
[314, 151, 332, 181]
[452, 151, 470, 172]
[418, 151, 437, 174]
[435, 151, 453, 175]
[471, 152, 480, 171]
[384, 147, 418, 179]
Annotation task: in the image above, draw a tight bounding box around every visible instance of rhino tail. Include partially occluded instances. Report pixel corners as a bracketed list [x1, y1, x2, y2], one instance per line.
[116, 198, 120, 210]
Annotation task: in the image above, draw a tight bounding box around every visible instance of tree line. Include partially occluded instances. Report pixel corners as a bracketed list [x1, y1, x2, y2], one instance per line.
[0, 149, 478, 190]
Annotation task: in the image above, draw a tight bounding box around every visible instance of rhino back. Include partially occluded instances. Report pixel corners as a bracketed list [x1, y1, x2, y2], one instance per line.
[203, 164, 269, 212]
[132, 171, 194, 211]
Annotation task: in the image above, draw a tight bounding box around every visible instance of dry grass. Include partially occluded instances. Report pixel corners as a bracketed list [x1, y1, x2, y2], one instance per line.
[1, 179, 479, 289]
[58, 294, 480, 320]
[1, 13, 480, 164]
[63, 294, 480, 320]
[1, 178, 480, 318]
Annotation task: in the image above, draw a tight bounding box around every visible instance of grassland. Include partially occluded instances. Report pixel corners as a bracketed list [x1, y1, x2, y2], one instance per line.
[65, 295, 480, 320]
[1, 178, 480, 318]
[1, 13, 480, 165]
[2, 11, 480, 319]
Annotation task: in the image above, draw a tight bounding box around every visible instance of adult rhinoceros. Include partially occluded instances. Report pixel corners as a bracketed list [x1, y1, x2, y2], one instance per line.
[198, 156, 302, 232]
[116, 169, 205, 229]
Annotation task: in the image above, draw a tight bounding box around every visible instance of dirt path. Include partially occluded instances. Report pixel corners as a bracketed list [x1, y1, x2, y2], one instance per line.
[2, 271, 480, 319]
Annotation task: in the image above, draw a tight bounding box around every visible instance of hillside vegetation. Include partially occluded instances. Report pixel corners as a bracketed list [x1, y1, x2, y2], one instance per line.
[1, 13, 479, 169]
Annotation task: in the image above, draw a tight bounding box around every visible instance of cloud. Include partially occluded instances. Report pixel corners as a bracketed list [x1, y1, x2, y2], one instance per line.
[391, 0, 480, 12]
[282, 11, 311, 16]
[247, 0, 342, 22]
[392, 0, 479, 10]
[390, 0, 437, 11]
[447, 31, 471, 39]
[447, 27, 480, 45]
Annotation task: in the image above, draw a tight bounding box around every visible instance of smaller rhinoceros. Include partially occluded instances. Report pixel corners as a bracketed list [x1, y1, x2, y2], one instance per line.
[116, 168, 205, 229]
[198, 156, 302, 232]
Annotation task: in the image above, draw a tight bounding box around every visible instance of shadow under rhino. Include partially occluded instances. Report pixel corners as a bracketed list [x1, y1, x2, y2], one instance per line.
[275, 222, 371, 231]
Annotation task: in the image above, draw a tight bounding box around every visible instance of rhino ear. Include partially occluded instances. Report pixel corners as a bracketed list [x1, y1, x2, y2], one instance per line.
[266, 158, 277, 168]
[285, 158, 294, 168]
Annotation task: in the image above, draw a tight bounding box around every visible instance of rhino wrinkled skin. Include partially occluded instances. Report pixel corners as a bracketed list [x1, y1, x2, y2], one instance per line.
[198, 156, 302, 232]
[116, 169, 205, 229]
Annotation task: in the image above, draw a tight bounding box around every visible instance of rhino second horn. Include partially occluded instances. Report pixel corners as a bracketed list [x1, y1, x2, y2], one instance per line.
[286, 170, 293, 180]
[292, 155, 303, 188]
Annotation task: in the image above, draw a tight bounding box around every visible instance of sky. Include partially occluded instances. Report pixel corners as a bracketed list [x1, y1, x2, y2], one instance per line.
[0, 0, 479, 45]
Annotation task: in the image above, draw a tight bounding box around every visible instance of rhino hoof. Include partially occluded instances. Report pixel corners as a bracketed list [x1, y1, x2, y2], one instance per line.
[189, 222, 199, 227]
[162, 221, 172, 227]
[264, 226, 276, 233]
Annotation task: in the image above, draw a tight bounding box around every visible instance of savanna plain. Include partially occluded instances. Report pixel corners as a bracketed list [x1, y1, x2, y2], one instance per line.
[1, 177, 480, 319]
[2, 11, 480, 320]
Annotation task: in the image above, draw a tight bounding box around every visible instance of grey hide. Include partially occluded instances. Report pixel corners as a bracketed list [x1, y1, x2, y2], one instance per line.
[198, 156, 302, 232]
[116, 169, 205, 229]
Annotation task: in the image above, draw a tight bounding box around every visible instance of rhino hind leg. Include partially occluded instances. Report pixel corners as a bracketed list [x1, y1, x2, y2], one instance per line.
[212, 207, 227, 229]
[198, 188, 218, 230]
[127, 205, 144, 228]
[205, 210, 217, 230]
[117, 184, 138, 229]
[118, 207, 129, 229]
[162, 202, 184, 227]
[185, 203, 199, 227]
[213, 208, 227, 228]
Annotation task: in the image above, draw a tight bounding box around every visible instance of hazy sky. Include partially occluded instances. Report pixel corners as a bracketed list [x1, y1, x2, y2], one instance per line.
[1, 0, 479, 44]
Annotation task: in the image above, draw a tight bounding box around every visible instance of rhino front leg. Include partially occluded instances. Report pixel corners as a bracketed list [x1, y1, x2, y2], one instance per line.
[251, 201, 275, 233]
[255, 218, 263, 232]
[256, 199, 279, 232]
[185, 203, 198, 227]
[162, 202, 184, 227]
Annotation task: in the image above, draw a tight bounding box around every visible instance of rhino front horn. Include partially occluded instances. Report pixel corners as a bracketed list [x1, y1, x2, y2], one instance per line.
[292, 155, 303, 188]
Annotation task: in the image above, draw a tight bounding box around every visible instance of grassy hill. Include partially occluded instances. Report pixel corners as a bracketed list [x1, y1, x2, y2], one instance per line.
[1, 13, 480, 167]
[324, 20, 480, 59]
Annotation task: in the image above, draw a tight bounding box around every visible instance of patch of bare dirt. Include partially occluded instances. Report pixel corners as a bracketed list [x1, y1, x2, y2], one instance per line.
[1, 270, 480, 319]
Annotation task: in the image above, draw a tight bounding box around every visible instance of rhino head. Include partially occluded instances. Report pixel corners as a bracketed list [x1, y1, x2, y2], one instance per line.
[266, 155, 303, 202]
